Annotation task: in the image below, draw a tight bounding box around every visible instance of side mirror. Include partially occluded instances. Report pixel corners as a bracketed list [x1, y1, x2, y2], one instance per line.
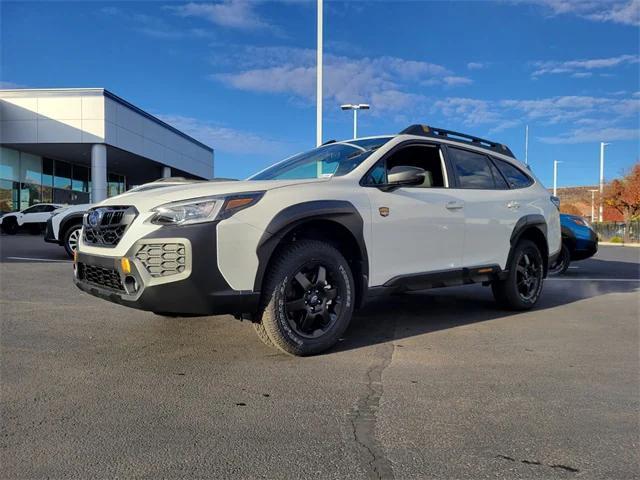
[381, 166, 425, 191]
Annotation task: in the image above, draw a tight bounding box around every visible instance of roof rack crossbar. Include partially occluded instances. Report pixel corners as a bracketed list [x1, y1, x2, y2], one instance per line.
[399, 124, 515, 158]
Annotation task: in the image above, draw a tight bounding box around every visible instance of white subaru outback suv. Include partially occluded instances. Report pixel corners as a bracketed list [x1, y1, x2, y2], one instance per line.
[74, 124, 561, 356]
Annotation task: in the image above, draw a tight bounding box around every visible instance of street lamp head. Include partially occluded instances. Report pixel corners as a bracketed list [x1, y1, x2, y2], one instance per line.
[341, 103, 370, 110]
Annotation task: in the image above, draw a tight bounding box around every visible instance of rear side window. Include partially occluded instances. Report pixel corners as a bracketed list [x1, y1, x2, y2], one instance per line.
[448, 147, 501, 189]
[494, 159, 534, 189]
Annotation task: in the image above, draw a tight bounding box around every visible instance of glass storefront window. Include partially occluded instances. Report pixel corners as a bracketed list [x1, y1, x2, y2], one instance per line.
[107, 173, 125, 197]
[41, 185, 53, 203]
[43, 158, 54, 187]
[0, 147, 20, 181]
[19, 183, 42, 210]
[54, 160, 72, 189]
[0, 179, 19, 213]
[72, 165, 89, 192]
[20, 152, 42, 185]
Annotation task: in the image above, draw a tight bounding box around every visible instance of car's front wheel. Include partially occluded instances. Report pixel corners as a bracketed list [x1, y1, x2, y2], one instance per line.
[492, 239, 544, 310]
[63, 224, 82, 258]
[1, 218, 18, 235]
[257, 239, 355, 356]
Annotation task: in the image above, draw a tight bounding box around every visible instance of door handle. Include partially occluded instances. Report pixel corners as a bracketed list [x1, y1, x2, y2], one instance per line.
[446, 201, 464, 210]
[507, 201, 520, 210]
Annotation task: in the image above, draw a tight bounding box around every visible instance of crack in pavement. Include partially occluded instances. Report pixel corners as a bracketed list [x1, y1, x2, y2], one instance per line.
[497, 454, 580, 473]
[348, 329, 396, 479]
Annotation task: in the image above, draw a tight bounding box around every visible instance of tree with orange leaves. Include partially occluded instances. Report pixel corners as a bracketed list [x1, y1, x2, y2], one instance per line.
[604, 162, 640, 242]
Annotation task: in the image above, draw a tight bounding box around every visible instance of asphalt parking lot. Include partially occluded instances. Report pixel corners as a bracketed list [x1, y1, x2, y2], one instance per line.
[1, 234, 638, 479]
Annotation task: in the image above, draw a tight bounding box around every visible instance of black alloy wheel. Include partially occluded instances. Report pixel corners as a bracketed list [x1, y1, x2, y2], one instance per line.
[515, 249, 543, 302]
[283, 262, 342, 339]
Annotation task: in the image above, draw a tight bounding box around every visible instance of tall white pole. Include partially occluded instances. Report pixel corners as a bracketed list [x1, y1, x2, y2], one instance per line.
[316, 0, 323, 147]
[353, 109, 357, 138]
[598, 142, 608, 222]
[525, 125, 529, 165]
[589, 189, 597, 222]
[553, 160, 559, 196]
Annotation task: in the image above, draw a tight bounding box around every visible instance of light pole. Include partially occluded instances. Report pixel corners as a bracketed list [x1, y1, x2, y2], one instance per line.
[553, 160, 562, 196]
[524, 125, 529, 165]
[599, 142, 610, 222]
[588, 189, 598, 223]
[340, 104, 370, 138]
[316, 0, 323, 147]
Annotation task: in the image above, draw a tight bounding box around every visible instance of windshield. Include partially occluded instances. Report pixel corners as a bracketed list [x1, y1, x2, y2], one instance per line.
[250, 137, 392, 181]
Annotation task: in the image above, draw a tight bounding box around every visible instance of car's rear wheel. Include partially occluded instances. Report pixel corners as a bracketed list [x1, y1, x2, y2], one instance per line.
[1, 218, 18, 235]
[492, 239, 544, 310]
[63, 224, 82, 258]
[258, 239, 355, 356]
[548, 244, 570, 275]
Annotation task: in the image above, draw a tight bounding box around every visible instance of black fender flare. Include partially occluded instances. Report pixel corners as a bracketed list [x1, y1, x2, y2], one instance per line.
[59, 212, 85, 240]
[253, 200, 369, 302]
[507, 214, 549, 274]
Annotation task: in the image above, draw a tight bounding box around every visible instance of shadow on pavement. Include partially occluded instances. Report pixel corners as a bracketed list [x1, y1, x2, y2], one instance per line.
[334, 259, 639, 354]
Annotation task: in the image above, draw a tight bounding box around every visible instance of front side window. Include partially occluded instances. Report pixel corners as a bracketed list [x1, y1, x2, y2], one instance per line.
[250, 138, 392, 181]
[494, 159, 534, 189]
[448, 147, 501, 189]
[365, 144, 446, 188]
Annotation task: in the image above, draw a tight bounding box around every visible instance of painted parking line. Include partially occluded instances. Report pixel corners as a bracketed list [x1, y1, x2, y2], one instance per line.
[5, 256, 71, 263]
[548, 278, 639, 282]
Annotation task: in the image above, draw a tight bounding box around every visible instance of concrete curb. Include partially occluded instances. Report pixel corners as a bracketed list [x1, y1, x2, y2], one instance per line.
[599, 242, 640, 248]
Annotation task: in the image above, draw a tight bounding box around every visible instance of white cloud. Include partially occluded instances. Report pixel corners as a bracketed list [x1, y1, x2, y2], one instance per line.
[539, 127, 640, 144]
[467, 62, 488, 70]
[167, 1, 270, 30]
[443, 76, 474, 86]
[432, 94, 639, 143]
[157, 114, 290, 155]
[0, 81, 25, 89]
[213, 46, 471, 113]
[531, 54, 639, 77]
[525, 0, 640, 27]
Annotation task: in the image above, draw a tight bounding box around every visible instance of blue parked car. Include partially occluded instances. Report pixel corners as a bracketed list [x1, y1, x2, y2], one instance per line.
[549, 213, 599, 274]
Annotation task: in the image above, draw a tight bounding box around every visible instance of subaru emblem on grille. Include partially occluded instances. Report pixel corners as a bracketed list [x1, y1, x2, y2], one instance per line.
[87, 209, 104, 228]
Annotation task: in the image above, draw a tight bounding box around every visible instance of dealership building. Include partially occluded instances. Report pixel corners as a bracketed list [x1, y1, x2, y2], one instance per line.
[0, 88, 214, 213]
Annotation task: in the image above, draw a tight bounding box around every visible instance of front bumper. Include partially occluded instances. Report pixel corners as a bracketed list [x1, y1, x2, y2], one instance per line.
[572, 229, 598, 261]
[74, 222, 260, 316]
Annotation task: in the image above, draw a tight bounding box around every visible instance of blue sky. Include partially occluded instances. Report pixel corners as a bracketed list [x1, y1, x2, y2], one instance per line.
[2, 0, 639, 185]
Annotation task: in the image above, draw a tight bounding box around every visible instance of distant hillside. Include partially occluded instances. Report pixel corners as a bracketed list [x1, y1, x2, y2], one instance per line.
[551, 185, 623, 221]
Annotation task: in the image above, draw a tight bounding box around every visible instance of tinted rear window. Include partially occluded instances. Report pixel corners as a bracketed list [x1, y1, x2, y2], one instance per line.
[494, 159, 534, 189]
[448, 147, 498, 189]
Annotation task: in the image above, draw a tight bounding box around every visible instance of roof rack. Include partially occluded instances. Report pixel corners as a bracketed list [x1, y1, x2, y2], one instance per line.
[399, 124, 515, 158]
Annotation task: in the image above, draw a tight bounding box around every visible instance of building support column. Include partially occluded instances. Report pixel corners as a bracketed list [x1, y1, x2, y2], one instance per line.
[162, 166, 172, 178]
[91, 144, 107, 203]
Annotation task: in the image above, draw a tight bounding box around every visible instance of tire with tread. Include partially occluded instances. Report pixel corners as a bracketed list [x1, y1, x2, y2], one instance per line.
[63, 223, 82, 258]
[492, 239, 544, 310]
[258, 239, 355, 356]
[1, 218, 18, 235]
[252, 321, 275, 347]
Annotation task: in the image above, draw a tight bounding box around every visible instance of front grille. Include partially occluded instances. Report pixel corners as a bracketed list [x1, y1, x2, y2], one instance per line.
[83, 206, 137, 247]
[80, 264, 124, 292]
[135, 243, 186, 277]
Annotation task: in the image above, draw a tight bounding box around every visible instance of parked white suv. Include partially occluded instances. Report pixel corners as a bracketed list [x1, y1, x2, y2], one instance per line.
[0, 203, 63, 234]
[74, 125, 561, 355]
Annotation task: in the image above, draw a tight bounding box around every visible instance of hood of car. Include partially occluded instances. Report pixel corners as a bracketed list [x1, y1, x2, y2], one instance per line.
[96, 178, 328, 211]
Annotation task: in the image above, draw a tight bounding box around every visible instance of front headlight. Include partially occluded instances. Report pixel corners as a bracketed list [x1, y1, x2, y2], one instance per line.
[571, 217, 591, 228]
[149, 192, 264, 226]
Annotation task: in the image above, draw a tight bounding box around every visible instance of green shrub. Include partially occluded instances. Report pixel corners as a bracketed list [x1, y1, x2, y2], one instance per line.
[609, 236, 624, 243]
